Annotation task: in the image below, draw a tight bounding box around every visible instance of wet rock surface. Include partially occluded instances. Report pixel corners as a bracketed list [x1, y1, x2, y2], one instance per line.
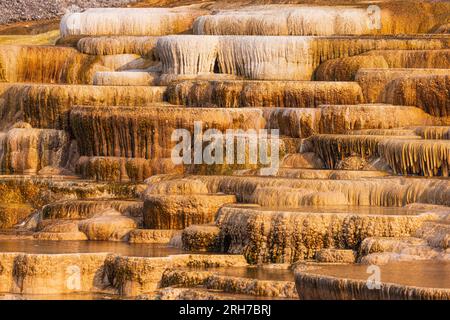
[295, 261, 450, 300]
[0, 0, 449, 300]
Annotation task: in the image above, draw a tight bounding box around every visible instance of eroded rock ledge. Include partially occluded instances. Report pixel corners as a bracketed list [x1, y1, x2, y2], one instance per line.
[0, 252, 247, 297]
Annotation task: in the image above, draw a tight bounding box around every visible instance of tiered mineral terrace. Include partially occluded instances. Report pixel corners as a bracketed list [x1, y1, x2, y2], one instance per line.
[0, 0, 449, 300]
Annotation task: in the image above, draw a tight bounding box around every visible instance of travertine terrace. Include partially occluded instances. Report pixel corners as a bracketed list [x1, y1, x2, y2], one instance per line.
[0, 0, 449, 300]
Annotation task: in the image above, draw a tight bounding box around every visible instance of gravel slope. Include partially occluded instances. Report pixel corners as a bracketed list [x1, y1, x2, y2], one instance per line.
[0, 0, 139, 25]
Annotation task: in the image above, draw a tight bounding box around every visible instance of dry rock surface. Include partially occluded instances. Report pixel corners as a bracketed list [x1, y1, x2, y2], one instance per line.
[0, 0, 138, 25]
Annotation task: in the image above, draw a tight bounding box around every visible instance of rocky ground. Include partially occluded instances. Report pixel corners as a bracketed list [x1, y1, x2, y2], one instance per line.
[0, 0, 140, 25]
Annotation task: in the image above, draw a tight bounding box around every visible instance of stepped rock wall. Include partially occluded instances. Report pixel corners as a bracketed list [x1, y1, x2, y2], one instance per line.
[161, 269, 297, 298]
[75, 156, 182, 182]
[362, 49, 450, 69]
[42, 199, 143, 220]
[166, 80, 364, 108]
[263, 105, 438, 138]
[314, 55, 388, 81]
[157, 35, 450, 80]
[193, 3, 450, 36]
[143, 194, 236, 229]
[77, 36, 159, 57]
[0, 176, 143, 209]
[0, 46, 105, 84]
[378, 139, 450, 177]
[61, 7, 206, 37]
[295, 268, 450, 300]
[93, 71, 157, 86]
[381, 74, 450, 117]
[356, 68, 450, 103]
[192, 175, 450, 207]
[0, 84, 165, 130]
[414, 126, 450, 140]
[307, 134, 450, 177]
[0, 252, 247, 296]
[216, 206, 434, 263]
[0, 203, 34, 229]
[0, 127, 72, 174]
[70, 105, 265, 159]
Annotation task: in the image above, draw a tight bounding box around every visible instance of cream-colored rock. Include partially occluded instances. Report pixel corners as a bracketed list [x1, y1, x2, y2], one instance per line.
[359, 237, 428, 256]
[0, 253, 19, 293]
[204, 275, 298, 298]
[335, 155, 369, 170]
[250, 187, 349, 208]
[263, 104, 441, 139]
[281, 153, 324, 169]
[416, 221, 450, 249]
[78, 210, 138, 241]
[307, 134, 450, 177]
[193, 4, 450, 36]
[0, 127, 71, 174]
[77, 36, 159, 56]
[1, 0, 450, 303]
[33, 231, 88, 241]
[128, 229, 180, 244]
[246, 168, 387, 180]
[37, 220, 80, 233]
[378, 139, 450, 177]
[315, 55, 388, 81]
[156, 35, 448, 80]
[143, 194, 236, 229]
[173, 175, 450, 207]
[0, 252, 247, 297]
[358, 236, 448, 265]
[166, 80, 364, 108]
[76, 156, 183, 183]
[155, 287, 224, 300]
[362, 49, 450, 69]
[161, 269, 297, 298]
[315, 249, 356, 264]
[145, 178, 209, 195]
[105, 254, 247, 296]
[182, 225, 220, 251]
[216, 205, 436, 263]
[93, 71, 157, 86]
[0, 175, 144, 211]
[356, 68, 450, 103]
[1, 252, 109, 295]
[414, 126, 450, 140]
[305, 133, 424, 166]
[42, 199, 143, 220]
[61, 8, 206, 37]
[381, 74, 450, 117]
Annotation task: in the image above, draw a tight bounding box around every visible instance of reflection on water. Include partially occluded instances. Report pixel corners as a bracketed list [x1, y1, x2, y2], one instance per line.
[0, 240, 186, 257]
[307, 261, 450, 288]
